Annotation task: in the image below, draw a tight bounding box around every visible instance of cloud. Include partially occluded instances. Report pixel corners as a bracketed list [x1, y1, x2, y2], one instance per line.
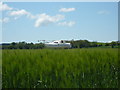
[1, 3, 75, 28]
[35, 13, 65, 27]
[97, 10, 109, 15]
[9, 9, 35, 20]
[59, 8, 75, 12]
[0, 2, 13, 11]
[10, 9, 29, 16]
[58, 21, 75, 27]
[0, 17, 9, 23]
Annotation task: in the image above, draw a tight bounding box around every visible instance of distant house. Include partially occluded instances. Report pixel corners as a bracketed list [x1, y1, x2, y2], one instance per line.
[45, 40, 71, 48]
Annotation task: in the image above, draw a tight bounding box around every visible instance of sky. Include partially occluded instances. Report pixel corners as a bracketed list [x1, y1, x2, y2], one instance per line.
[0, 2, 118, 43]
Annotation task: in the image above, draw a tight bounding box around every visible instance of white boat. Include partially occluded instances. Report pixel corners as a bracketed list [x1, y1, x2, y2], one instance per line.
[45, 40, 71, 48]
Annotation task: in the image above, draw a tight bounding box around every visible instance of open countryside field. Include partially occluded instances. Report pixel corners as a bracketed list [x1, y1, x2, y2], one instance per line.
[2, 48, 119, 88]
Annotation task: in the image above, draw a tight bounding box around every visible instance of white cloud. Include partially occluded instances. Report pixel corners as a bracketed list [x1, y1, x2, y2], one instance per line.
[59, 8, 75, 12]
[9, 9, 36, 20]
[58, 21, 75, 27]
[10, 9, 29, 16]
[0, 2, 12, 11]
[1, 3, 75, 28]
[0, 17, 9, 23]
[35, 13, 65, 27]
[97, 10, 109, 15]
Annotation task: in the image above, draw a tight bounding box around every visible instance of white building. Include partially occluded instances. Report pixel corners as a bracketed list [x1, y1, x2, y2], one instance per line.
[45, 40, 71, 48]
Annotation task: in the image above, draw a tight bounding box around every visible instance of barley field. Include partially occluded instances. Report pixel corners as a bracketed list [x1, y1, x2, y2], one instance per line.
[2, 48, 119, 88]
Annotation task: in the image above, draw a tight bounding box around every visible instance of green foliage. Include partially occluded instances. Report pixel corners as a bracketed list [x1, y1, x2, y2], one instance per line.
[0, 50, 1, 89]
[1, 42, 45, 49]
[2, 48, 118, 88]
[67, 40, 91, 48]
[66, 40, 119, 48]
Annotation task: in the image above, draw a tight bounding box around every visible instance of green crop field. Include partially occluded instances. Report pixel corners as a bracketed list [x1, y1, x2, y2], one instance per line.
[2, 48, 119, 88]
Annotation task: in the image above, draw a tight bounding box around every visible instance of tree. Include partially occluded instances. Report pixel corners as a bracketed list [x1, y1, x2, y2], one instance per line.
[110, 41, 117, 48]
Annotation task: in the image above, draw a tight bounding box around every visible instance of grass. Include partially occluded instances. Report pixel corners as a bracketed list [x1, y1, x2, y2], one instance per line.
[0, 50, 2, 89]
[2, 48, 119, 88]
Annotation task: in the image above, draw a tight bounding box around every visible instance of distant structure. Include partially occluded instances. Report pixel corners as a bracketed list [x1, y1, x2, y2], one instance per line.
[45, 40, 71, 48]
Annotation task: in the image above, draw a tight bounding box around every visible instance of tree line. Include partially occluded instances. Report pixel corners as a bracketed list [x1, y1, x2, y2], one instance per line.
[66, 40, 119, 48]
[1, 40, 119, 49]
[1, 42, 45, 49]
